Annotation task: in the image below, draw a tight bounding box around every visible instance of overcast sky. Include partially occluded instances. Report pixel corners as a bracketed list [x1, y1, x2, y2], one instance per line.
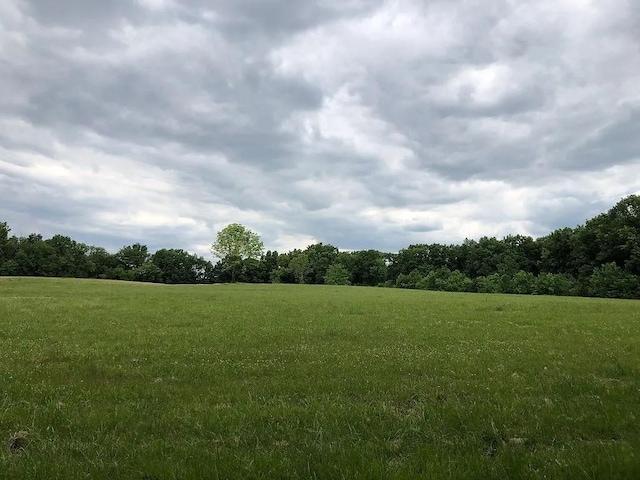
[1, 0, 639, 256]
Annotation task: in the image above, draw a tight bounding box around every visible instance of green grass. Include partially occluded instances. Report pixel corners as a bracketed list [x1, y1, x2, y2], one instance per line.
[1, 278, 639, 479]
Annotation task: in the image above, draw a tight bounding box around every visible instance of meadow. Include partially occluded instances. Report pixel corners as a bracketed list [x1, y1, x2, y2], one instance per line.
[1, 278, 639, 479]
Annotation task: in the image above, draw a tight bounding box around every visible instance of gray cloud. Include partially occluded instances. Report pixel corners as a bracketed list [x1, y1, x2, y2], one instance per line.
[1, 0, 639, 257]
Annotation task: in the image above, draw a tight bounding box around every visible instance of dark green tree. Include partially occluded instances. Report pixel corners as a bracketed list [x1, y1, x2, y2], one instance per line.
[117, 243, 150, 270]
[396, 270, 423, 289]
[260, 251, 280, 282]
[539, 227, 589, 276]
[45, 235, 91, 277]
[132, 263, 164, 283]
[303, 243, 339, 284]
[86, 246, 118, 279]
[348, 250, 387, 286]
[13, 234, 55, 276]
[0, 222, 17, 274]
[584, 195, 640, 275]
[152, 249, 213, 284]
[589, 263, 639, 299]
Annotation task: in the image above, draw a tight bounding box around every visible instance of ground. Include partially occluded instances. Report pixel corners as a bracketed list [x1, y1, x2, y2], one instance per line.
[1, 278, 639, 479]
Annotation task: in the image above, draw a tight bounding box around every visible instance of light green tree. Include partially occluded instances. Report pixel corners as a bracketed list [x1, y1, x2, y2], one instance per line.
[324, 263, 351, 285]
[289, 252, 309, 284]
[211, 224, 264, 282]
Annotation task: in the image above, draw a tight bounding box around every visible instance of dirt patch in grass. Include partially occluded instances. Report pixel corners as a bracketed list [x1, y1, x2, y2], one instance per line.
[9, 431, 29, 453]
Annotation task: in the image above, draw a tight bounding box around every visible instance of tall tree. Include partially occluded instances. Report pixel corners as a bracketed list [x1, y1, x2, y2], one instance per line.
[0, 222, 18, 275]
[261, 250, 279, 282]
[0, 222, 10, 263]
[211, 224, 264, 282]
[303, 243, 339, 284]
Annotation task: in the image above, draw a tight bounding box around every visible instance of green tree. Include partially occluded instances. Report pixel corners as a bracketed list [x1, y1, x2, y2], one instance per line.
[444, 270, 473, 292]
[86, 246, 118, 279]
[132, 263, 164, 283]
[534, 273, 576, 296]
[475, 274, 501, 293]
[0, 222, 9, 257]
[416, 267, 449, 291]
[324, 263, 351, 285]
[389, 244, 435, 278]
[261, 251, 280, 282]
[0, 223, 20, 275]
[152, 249, 213, 284]
[512, 270, 536, 294]
[211, 224, 264, 282]
[396, 270, 423, 289]
[348, 250, 387, 286]
[117, 243, 149, 270]
[584, 195, 640, 275]
[0, 222, 15, 272]
[14, 234, 55, 276]
[539, 227, 588, 277]
[45, 235, 91, 277]
[289, 251, 309, 284]
[234, 258, 265, 283]
[588, 263, 640, 299]
[304, 243, 339, 284]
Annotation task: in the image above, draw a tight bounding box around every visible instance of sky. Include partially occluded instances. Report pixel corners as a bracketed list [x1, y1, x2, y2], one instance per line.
[1, 0, 639, 257]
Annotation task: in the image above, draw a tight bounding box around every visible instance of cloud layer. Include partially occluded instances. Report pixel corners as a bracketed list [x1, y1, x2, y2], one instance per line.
[2, 0, 639, 255]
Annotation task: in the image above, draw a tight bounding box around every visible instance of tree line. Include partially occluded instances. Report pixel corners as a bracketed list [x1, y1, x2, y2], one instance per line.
[1, 195, 639, 299]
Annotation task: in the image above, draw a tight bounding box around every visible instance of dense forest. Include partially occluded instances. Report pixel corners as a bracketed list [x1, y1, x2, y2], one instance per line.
[1, 195, 639, 299]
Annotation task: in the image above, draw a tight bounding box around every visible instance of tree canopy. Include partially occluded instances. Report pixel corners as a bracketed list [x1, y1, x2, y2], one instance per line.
[210, 223, 264, 282]
[210, 224, 264, 261]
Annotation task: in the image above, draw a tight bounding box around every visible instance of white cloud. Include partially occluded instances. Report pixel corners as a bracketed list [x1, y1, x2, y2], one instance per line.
[270, 0, 462, 90]
[282, 86, 416, 171]
[429, 64, 519, 108]
[136, 0, 178, 12]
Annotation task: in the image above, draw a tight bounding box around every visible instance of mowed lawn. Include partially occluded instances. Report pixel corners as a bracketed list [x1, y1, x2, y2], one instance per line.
[1, 278, 639, 479]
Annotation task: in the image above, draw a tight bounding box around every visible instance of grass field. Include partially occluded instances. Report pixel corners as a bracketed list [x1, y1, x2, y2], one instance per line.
[1, 278, 639, 479]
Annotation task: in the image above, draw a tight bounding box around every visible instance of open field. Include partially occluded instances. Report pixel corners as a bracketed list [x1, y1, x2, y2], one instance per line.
[1, 278, 639, 479]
